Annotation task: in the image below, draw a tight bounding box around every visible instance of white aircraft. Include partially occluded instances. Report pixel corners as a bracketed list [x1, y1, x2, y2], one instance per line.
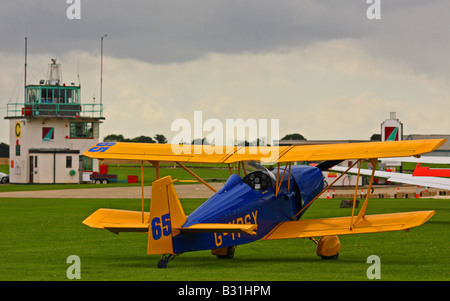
[0, 172, 9, 184]
[329, 156, 450, 190]
[380, 156, 450, 165]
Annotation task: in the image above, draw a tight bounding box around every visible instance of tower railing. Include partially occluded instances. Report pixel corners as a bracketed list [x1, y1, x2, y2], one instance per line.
[6, 102, 104, 118]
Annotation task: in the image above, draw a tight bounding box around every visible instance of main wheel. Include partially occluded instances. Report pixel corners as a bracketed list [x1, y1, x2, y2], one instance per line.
[316, 236, 341, 260]
[211, 246, 236, 259]
[217, 246, 235, 259]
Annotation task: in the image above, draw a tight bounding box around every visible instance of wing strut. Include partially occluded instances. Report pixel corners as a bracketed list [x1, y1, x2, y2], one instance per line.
[352, 158, 378, 228]
[149, 161, 160, 180]
[350, 160, 362, 229]
[141, 160, 145, 223]
[291, 160, 359, 220]
[274, 162, 292, 197]
[175, 161, 217, 193]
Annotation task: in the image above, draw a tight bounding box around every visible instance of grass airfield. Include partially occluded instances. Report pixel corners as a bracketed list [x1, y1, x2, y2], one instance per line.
[0, 195, 448, 281]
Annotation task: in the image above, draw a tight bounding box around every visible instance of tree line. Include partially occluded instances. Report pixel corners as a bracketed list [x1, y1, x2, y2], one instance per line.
[0, 132, 382, 158]
[102, 133, 308, 145]
[103, 134, 168, 144]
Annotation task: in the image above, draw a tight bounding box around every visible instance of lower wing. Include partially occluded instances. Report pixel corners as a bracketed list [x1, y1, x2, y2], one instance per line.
[263, 210, 435, 240]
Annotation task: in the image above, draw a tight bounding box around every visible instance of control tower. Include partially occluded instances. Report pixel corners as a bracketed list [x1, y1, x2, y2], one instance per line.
[4, 59, 105, 183]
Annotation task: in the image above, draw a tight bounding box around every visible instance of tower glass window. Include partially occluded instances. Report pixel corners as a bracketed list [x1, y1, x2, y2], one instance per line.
[70, 122, 93, 138]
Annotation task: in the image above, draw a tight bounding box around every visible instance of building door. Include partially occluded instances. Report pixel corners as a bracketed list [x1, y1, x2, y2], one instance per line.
[29, 156, 34, 183]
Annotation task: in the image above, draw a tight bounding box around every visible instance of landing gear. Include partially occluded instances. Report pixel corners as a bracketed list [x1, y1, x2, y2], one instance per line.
[211, 246, 236, 259]
[157, 254, 176, 268]
[312, 236, 341, 260]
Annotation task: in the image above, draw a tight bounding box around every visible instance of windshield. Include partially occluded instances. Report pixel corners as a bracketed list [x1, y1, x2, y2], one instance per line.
[244, 161, 271, 174]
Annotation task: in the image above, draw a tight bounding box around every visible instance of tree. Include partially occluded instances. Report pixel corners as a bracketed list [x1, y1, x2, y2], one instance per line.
[104, 134, 126, 142]
[104, 134, 158, 143]
[281, 133, 306, 140]
[238, 140, 250, 146]
[154, 134, 168, 144]
[191, 137, 209, 145]
[370, 134, 381, 141]
[131, 135, 156, 143]
[0, 142, 9, 158]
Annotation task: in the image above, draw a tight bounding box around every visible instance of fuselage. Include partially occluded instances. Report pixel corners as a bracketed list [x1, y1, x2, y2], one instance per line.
[172, 165, 324, 254]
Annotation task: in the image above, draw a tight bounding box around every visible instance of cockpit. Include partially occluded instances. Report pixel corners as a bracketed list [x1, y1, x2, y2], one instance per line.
[242, 161, 276, 191]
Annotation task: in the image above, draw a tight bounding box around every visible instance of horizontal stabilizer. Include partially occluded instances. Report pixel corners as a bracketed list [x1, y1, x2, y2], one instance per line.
[179, 223, 257, 235]
[82, 208, 149, 233]
[102, 223, 148, 234]
[263, 210, 435, 240]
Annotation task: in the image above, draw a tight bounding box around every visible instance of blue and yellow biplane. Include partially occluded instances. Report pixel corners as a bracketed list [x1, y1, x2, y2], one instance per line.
[82, 139, 444, 268]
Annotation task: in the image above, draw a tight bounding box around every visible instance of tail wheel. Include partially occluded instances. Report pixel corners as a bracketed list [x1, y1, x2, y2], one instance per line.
[316, 236, 341, 260]
[157, 254, 176, 268]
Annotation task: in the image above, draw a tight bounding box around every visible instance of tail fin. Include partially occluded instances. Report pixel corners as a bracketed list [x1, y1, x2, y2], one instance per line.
[147, 176, 186, 255]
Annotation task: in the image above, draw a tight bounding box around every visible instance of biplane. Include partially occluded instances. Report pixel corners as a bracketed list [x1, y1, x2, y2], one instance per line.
[82, 139, 445, 268]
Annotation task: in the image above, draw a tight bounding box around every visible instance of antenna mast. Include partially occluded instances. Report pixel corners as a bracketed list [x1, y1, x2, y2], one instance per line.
[100, 34, 107, 116]
[24, 37, 27, 102]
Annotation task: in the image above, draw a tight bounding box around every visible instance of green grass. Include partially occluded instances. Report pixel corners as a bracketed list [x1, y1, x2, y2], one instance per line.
[0, 196, 448, 281]
[0, 164, 8, 174]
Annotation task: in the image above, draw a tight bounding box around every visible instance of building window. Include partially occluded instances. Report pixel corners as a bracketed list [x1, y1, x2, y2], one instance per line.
[26, 87, 39, 103]
[80, 155, 93, 171]
[70, 122, 93, 138]
[66, 156, 72, 168]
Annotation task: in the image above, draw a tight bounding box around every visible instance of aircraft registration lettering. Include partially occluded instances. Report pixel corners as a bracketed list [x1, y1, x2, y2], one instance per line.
[214, 210, 257, 247]
[88, 142, 116, 153]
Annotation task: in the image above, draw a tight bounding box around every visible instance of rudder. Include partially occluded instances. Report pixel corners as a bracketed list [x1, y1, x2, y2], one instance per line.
[147, 176, 186, 255]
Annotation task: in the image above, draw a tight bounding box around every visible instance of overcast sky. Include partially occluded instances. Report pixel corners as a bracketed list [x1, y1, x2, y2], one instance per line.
[1, 0, 449, 144]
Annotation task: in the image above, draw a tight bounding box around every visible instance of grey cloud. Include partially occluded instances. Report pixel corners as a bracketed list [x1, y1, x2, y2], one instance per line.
[0, 1, 377, 63]
[0, 0, 448, 75]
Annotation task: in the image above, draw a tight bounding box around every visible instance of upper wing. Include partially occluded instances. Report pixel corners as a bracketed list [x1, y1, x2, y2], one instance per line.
[263, 210, 435, 240]
[83, 139, 446, 164]
[276, 139, 445, 162]
[330, 166, 450, 190]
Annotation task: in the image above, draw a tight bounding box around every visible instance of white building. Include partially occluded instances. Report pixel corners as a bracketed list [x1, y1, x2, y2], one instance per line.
[4, 59, 104, 183]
